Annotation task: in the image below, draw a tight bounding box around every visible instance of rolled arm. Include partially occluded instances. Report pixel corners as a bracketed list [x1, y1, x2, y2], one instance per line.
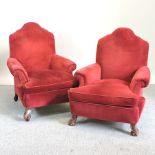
[7, 58, 29, 85]
[130, 66, 150, 92]
[75, 63, 101, 86]
[50, 55, 76, 73]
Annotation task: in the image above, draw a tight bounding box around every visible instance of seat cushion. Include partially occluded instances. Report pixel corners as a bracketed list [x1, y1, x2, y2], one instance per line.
[23, 69, 75, 93]
[69, 79, 139, 107]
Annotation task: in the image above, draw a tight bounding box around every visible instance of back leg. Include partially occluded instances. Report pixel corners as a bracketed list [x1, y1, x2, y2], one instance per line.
[14, 94, 18, 102]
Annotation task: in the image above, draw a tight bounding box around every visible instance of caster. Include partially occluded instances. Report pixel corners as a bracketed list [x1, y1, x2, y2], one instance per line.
[14, 94, 18, 102]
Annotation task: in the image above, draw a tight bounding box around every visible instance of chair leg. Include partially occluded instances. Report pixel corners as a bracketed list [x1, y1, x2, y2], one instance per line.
[68, 114, 77, 126]
[14, 94, 18, 102]
[130, 124, 139, 136]
[24, 109, 31, 121]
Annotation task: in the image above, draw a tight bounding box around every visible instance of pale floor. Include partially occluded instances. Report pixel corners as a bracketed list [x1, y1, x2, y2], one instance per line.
[0, 85, 155, 155]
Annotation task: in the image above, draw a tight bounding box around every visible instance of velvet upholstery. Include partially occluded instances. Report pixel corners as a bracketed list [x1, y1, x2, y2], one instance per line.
[96, 28, 149, 82]
[24, 70, 74, 93]
[50, 55, 76, 73]
[69, 79, 139, 107]
[75, 63, 101, 86]
[69, 28, 150, 127]
[7, 22, 76, 110]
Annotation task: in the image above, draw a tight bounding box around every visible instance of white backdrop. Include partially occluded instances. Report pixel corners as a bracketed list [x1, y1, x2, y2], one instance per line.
[0, 0, 154, 85]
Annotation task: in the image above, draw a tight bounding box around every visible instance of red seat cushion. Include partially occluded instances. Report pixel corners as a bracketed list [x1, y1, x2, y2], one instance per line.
[69, 79, 139, 107]
[23, 69, 74, 93]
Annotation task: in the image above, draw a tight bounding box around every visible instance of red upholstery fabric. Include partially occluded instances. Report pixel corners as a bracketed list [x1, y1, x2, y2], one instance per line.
[9, 22, 55, 72]
[69, 27, 150, 125]
[96, 28, 149, 82]
[7, 22, 76, 109]
[70, 97, 145, 124]
[75, 63, 101, 86]
[24, 69, 74, 93]
[50, 55, 76, 73]
[23, 88, 70, 109]
[7, 58, 29, 84]
[69, 79, 138, 107]
[130, 66, 150, 94]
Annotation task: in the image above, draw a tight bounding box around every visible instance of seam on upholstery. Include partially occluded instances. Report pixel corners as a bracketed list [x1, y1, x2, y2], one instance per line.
[70, 101, 138, 108]
[24, 79, 74, 89]
[24, 87, 69, 94]
[70, 91, 138, 99]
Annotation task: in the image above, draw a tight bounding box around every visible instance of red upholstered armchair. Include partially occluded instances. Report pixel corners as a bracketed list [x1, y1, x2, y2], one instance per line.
[7, 22, 76, 121]
[68, 28, 150, 136]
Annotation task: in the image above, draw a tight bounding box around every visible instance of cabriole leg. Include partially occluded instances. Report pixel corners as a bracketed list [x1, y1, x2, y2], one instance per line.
[68, 114, 77, 126]
[130, 124, 139, 136]
[24, 109, 31, 121]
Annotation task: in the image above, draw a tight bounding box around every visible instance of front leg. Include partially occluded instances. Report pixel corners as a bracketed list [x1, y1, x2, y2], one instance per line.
[130, 124, 139, 136]
[24, 109, 31, 121]
[68, 114, 78, 126]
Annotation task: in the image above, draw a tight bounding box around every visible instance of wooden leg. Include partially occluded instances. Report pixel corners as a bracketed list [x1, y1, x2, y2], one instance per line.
[14, 94, 18, 102]
[68, 114, 77, 126]
[24, 109, 31, 121]
[130, 124, 139, 136]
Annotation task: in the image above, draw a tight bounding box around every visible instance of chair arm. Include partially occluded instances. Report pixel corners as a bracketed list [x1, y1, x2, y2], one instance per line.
[130, 66, 150, 92]
[7, 58, 29, 85]
[75, 63, 101, 86]
[50, 55, 76, 73]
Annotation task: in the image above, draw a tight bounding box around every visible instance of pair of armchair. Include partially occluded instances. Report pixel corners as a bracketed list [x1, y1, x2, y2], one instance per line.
[7, 23, 150, 136]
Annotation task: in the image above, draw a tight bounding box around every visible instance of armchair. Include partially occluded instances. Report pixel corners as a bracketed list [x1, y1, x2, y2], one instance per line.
[7, 22, 76, 121]
[68, 28, 150, 136]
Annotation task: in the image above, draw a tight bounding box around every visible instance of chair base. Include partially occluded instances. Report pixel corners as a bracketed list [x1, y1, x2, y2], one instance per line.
[24, 109, 31, 121]
[68, 100, 143, 136]
[68, 115, 139, 136]
[68, 114, 77, 126]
